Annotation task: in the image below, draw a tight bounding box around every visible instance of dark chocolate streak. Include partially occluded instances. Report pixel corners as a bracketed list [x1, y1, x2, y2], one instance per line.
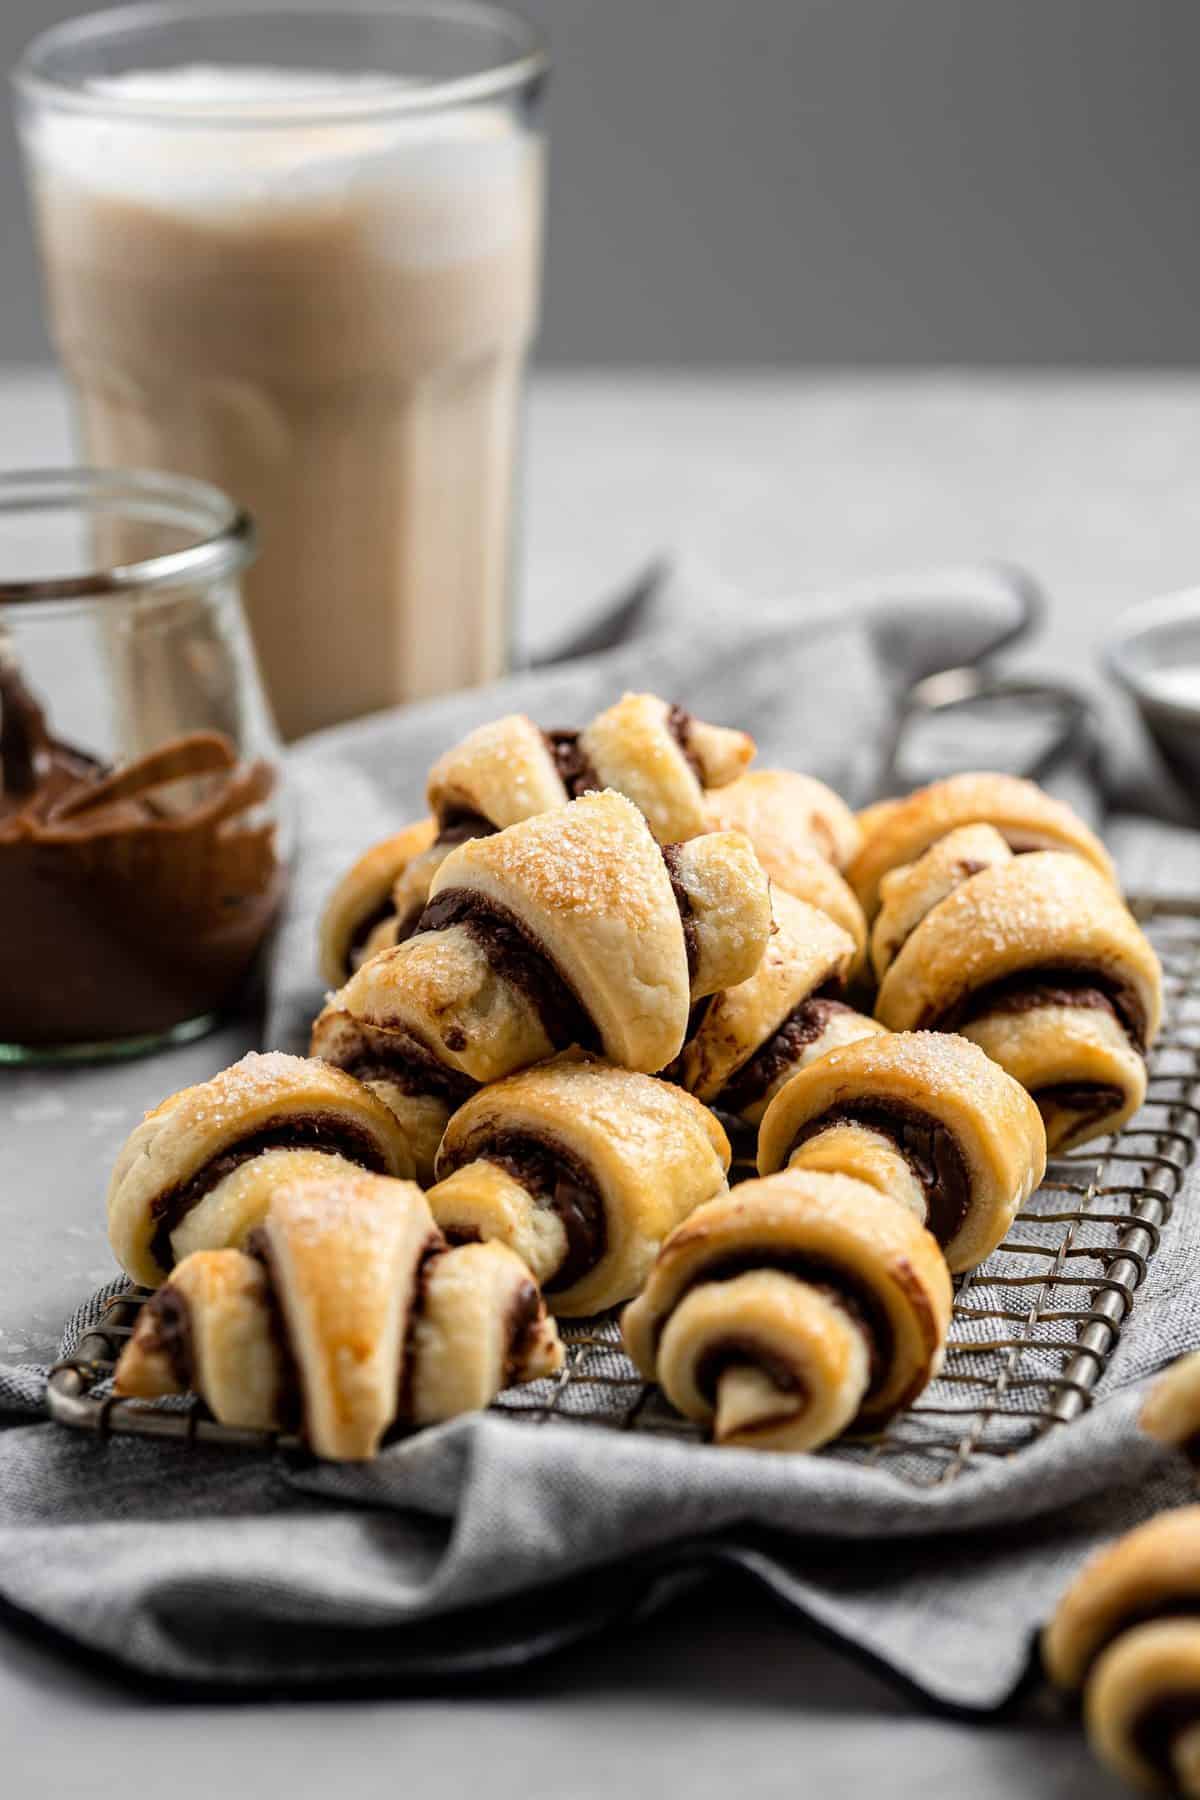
[395, 1242, 443, 1423]
[666, 704, 704, 783]
[660, 843, 699, 981]
[416, 888, 600, 1052]
[243, 1227, 305, 1436]
[435, 810, 496, 846]
[148, 1113, 390, 1274]
[926, 966, 1147, 1054]
[543, 729, 601, 799]
[716, 989, 853, 1116]
[503, 1278, 542, 1384]
[694, 1334, 809, 1424]
[658, 1250, 892, 1398]
[787, 1099, 970, 1252]
[1132, 1692, 1200, 1780]
[1034, 1080, 1126, 1122]
[141, 1285, 195, 1390]
[441, 1129, 608, 1294]
[338, 1029, 477, 1108]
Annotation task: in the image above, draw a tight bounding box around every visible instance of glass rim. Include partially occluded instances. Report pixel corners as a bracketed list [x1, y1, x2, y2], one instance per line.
[0, 467, 256, 607]
[14, 0, 549, 126]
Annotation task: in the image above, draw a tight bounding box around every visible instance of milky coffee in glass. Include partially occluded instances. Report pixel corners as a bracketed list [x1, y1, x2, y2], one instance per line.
[17, 13, 545, 740]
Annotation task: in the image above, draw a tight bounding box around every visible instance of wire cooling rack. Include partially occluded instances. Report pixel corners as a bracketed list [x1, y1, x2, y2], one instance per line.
[48, 896, 1200, 1488]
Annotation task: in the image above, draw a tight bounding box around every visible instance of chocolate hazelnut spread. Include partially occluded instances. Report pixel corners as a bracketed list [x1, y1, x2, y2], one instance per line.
[695, 1335, 809, 1416]
[416, 887, 601, 1052]
[930, 966, 1147, 1053]
[440, 1127, 607, 1293]
[716, 990, 854, 1115]
[543, 729, 601, 799]
[0, 665, 284, 1048]
[140, 1284, 195, 1390]
[148, 1111, 390, 1273]
[787, 1100, 971, 1251]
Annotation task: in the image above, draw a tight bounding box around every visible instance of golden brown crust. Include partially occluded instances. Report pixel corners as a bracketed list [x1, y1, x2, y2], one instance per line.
[622, 1169, 952, 1449]
[1085, 1622, 1200, 1794]
[114, 1174, 564, 1460]
[848, 772, 1119, 920]
[309, 1002, 459, 1185]
[1141, 1352, 1200, 1454]
[871, 823, 1013, 983]
[428, 1051, 730, 1315]
[677, 889, 881, 1122]
[317, 818, 437, 988]
[106, 1052, 416, 1287]
[579, 692, 754, 842]
[426, 713, 567, 830]
[757, 1031, 1046, 1272]
[874, 852, 1162, 1151]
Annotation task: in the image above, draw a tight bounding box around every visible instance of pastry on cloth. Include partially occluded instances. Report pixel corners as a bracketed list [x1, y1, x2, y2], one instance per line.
[622, 1168, 952, 1453]
[703, 768, 868, 970]
[319, 693, 755, 978]
[317, 818, 437, 987]
[1141, 1352, 1200, 1465]
[848, 771, 1118, 923]
[312, 792, 772, 1174]
[114, 1173, 563, 1461]
[1043, 1507, 1200, 1795]
[757, 1030, 1046, 1272]
[872, 843, 1162, 1151]
[673, 889, 883, 1135]
[107, 1051, 414, 1288]
[427, 1050, 731, 1316]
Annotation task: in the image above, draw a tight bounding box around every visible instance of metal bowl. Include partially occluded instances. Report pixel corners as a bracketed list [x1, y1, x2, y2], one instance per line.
[1105, 588, 1200, 794]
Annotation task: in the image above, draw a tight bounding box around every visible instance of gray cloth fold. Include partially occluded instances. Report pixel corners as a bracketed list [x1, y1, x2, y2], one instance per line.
[2, 563, 1198, 1709]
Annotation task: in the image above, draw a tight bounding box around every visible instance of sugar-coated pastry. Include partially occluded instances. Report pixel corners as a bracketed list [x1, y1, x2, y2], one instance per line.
[114, 1174, 563, 1460]
[319, 793, 772, 1117]
[1141, 1352, 1200, 1462]
[308, 1003, 469, 1186]
[757, 1031, 1046, 1272]
[674, 889, 883, 1130]
[575, 691, 754, 843]
[703, 769, 868, 968]
[848, 771, 1118, 921]
[427, 1051, 731, 1316]
[623, 1169, 953, 1452]
[318, 695, 757, 981]
[874, 849, 1162, 1152]
[870, 823, 1012, 983]
[1043, 1507, 1200, 1794]
[107, 1051, 415, 1288]
[317, 818, 437, 987]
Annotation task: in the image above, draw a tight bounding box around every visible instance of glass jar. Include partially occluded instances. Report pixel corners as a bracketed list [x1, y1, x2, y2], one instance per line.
[0, 467, 286, 1062]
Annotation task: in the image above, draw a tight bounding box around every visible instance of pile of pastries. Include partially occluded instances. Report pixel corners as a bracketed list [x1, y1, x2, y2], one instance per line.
[105, 690, 1165, 1470]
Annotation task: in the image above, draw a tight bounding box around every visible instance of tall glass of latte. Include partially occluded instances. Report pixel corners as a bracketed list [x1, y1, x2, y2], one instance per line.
[15, 3, 547, 739]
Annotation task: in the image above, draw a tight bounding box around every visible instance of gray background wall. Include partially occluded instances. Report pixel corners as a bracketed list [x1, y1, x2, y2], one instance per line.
[2, 0, 1199, 366]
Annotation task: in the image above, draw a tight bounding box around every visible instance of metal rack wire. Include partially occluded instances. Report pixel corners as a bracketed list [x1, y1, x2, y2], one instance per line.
[48, 896, 1200, 1488]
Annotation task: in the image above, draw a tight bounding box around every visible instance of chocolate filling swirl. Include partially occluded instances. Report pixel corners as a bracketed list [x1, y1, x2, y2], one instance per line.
[716, 986, 853, 1116]
[786, 1099, 971, 1252]
[923, 965, 1147, 1054]
[148, 1112, 391, 1274]
[440, 1128, 608, 1295]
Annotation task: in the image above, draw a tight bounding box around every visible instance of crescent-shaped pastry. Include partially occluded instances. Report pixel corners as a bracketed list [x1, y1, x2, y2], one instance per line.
[847, 772, 1118, 921]
[107, 1052, 415, 1288]
[870, 823, 1013, 984]
[675, 889, 883, 1131]
[874, 851, 1162, 1151]
[703, 769, 868, 968]
[756, 1031, 1047, 1272]
[114, 1173, 563, 1460]
[321, 793, 772, 1105]
[426, 1051, 731, 1315]
[622, 1169, 953, 1452]
[1043, 1507, 1200, 1794]
[317, 818, 438, 987]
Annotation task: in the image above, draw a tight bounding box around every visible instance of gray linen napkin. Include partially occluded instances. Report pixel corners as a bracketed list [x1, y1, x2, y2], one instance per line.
[2, 566, 1198, 1709]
